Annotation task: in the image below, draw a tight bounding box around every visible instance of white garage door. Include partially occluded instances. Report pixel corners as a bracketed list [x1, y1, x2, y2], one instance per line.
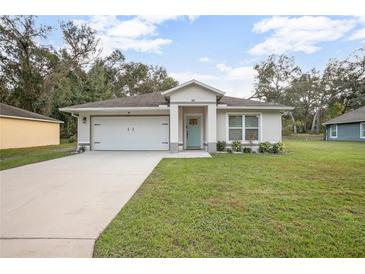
[92, 116, 169, 150]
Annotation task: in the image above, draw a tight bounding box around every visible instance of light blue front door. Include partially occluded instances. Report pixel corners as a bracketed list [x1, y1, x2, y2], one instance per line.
[186, 116, 201, 149]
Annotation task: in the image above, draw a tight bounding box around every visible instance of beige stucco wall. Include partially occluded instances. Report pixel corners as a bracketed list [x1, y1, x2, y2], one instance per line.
[169, 85, 217, 103]
[0, 117, 60, 149]
[217, 109, 283, 143]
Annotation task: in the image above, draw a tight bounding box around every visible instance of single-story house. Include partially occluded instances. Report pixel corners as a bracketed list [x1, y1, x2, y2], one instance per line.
[0, 103, 63, 149]
[60, 80, 293, 153]
[323, 106, 365, 142]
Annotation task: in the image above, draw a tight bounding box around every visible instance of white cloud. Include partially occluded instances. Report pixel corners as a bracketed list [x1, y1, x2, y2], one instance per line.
[250, 16, 356, 55]
[170, 72, 219, 83]
[74, 15, 195, 55]
[199, 56, 214, 63]
[349, 28, 365, 41]
[349, 17, 365, 42]
[171, 63, 257, 98]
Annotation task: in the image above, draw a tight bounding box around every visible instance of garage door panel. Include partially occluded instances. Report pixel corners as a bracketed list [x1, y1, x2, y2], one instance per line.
[92, 116, 169, 150]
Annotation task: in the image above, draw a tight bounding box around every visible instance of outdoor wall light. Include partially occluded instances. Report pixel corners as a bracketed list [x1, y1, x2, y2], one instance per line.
[82, 117, 87, 123]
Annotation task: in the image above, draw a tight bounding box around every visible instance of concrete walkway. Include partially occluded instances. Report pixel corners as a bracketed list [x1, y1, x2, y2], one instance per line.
[0, 150, 211, 257]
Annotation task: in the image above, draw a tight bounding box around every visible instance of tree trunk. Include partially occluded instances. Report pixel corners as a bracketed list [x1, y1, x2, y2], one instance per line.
[315, 109, 321, 134]
[289, 111, 297, 134]
[311, 110, 318, 134]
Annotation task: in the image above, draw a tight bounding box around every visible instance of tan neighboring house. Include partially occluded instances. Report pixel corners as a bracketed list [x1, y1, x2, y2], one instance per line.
[0, 103, 63, 149]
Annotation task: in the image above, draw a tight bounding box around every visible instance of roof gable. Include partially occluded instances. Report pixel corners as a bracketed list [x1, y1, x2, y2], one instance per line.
[161, 79, 225, 97]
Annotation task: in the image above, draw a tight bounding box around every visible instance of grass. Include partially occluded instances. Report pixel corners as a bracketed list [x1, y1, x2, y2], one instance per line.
[94, 139, 365, 257]
[0, 142, 76, 170]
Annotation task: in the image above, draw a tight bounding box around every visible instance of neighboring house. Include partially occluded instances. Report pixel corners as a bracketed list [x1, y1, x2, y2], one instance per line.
[323, 106, 365, 142]
[60, 80, 293, 153]
[0, 103, 63, 149]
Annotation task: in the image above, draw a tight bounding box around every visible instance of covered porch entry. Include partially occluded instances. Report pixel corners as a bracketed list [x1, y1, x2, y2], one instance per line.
[169, 104, 217, 153]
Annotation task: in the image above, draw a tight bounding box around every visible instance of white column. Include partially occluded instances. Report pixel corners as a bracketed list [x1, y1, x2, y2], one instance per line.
[169, 104, 179, 152]
[207, 104, 217, 153]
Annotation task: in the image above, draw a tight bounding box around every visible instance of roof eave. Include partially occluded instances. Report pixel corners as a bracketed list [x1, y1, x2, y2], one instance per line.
[0, 114, 63, 123]
[59, 106, 168, 113]
[217, 105, 294, 111]
[323, 120, 365, 125]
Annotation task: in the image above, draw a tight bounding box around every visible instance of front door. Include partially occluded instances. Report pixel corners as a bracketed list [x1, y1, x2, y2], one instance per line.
[186, 116, 201, 149]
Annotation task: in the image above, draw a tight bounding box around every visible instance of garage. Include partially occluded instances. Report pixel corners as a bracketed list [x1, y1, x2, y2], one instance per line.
[91, 116, 169, 150]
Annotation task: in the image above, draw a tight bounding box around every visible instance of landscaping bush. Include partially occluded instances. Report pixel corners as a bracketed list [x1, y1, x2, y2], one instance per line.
[226, 148, 233, 153]
[271, 142, 285, 153]
[259, 142, 271, 153]
[232, 140, 241, 152]
[243, 147, 252, 153]
[216, 141, 226, 152]
[259, 142, 285, 154]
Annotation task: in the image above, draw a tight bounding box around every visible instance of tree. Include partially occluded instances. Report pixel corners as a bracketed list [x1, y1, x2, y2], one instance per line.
[252, 55, 301, 133]
[0, 16, 53, 112]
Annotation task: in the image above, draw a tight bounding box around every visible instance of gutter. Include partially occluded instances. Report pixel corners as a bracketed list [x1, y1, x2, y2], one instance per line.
[59, 106, 169, 113]
[217, 105, 295, 111]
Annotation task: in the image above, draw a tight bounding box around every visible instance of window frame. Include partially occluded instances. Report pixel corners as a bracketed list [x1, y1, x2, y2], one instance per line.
[226, 113, 261, 143]
[360, 122, 365, 139]
[330, 124, 338, 138]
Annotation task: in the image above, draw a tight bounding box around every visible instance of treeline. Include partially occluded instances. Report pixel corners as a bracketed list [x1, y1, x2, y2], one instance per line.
[0, 16, 178, 137]
[251, 49, 365, 134]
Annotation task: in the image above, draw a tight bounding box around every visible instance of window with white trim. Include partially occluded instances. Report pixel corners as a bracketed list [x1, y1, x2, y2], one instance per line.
[228, 115, 243, 141]
[228, 114, 259, 141]
[245, 115, 259, 141]
[330, 124, 337, 138]
[361, 122, 365, 138]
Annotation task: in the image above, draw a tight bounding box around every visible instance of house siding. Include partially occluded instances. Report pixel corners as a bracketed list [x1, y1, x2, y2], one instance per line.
[326, 122, 365, 142]
[216, 109, 283, 143]
[0, 117, 60, 149]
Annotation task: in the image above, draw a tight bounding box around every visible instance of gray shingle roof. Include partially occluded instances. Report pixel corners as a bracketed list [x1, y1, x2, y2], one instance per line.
[67, 92, 167, 108]
[0, 103, 62, 123]
[219, 95, 290, 108]
[323, 106, 365, 125]
[63, 92, 292, 109]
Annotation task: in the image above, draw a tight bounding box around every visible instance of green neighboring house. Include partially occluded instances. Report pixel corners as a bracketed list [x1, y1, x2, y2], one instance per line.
[323, 106, 365, 142]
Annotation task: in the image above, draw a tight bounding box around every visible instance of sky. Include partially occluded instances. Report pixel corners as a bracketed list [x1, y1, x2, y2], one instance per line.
[38, 15, 365, 98]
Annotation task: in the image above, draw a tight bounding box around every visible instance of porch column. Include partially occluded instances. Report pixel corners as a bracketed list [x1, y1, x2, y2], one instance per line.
[170, 104, 179, 153]
[207, 104, 217, 153]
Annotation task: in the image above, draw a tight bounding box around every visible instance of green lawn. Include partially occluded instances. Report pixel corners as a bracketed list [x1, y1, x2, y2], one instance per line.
[0, 142, 76, 170]
[94, 140, 365, 258]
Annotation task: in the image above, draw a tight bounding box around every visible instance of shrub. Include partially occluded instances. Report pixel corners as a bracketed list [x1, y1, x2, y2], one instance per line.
[216, 141, 226, 152]
[226, 148, 233, 153]
[68, 135, 77, 143]
[259, 142, 285, 154]
[272, 142, 285, 153]
[259, 142, 271, 153]
[232, 140, 241, 152]
[243, 147, 252, 153]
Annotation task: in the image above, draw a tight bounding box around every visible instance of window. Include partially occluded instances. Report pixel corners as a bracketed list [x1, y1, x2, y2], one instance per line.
[189, 118, 198, 125]
[330, 124, 337, 138]
[245, 116, 259, 141]
[361, 123, 365, 138]
[228, 114, 260, 141]
[228, 115, 242, 140]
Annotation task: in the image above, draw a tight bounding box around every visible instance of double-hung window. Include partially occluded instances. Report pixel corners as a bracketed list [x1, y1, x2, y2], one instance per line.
[330, 124, 337, 138]
[245, 116, 259, 141]
[361, 122, 365, 138]
[228, 115, 243, 141]
[228, 114, 259, 141]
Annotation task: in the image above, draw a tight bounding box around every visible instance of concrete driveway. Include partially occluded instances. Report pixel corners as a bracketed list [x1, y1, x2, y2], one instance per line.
[0, 151, 166, 257]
